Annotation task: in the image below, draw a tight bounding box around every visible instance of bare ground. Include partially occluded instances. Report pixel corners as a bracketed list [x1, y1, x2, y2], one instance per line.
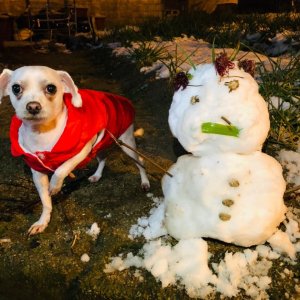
[0, 43, 299, 300]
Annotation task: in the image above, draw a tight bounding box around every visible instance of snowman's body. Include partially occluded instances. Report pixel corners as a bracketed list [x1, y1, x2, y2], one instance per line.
[163, 61, 287, 247]
[162, 152, 286, 247]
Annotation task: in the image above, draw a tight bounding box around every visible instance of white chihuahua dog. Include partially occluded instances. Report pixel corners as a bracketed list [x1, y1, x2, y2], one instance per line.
[0, 66, 150, 235]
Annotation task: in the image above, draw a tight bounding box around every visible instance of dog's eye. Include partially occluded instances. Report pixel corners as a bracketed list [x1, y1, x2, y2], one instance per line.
[46, 84, 57, 95]
[12, 84, 22, 95]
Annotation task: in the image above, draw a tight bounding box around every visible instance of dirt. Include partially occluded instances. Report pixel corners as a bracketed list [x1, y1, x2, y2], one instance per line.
[0, 42, 299, 300]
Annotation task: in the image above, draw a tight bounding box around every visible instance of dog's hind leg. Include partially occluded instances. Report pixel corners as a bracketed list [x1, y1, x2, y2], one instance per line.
[88, 156, 106, 183]
[119, 125, 150, 191]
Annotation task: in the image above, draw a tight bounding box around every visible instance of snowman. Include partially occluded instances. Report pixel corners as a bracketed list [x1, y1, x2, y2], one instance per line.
[162, 53, 287, 247]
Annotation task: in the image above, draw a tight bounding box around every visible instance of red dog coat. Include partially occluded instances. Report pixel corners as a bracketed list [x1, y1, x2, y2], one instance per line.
[10, 89, 135, 173]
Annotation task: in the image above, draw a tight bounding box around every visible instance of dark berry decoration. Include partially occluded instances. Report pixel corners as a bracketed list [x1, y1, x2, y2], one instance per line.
[173, 71, 190, 91]
[238, 59, 255, 77]
[215, 52, 235, 77]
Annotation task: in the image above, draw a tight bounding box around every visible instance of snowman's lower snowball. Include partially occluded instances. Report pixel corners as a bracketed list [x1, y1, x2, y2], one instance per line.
[162, 152, 286, 247]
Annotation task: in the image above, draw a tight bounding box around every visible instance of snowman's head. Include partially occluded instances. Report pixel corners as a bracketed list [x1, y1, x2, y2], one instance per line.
[168, 61, 270, 156]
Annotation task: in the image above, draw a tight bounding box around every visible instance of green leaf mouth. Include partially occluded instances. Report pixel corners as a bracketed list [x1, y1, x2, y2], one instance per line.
[201, 122, 240, 137]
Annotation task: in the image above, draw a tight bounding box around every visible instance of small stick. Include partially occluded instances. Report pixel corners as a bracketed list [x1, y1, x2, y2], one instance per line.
[106, 130, 173, 177]
[221, 116, 232, 125]
[71, 232, 79, 249]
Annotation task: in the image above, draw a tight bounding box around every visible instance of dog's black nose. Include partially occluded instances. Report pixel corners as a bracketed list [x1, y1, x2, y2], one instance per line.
[26, 101, 42, 115]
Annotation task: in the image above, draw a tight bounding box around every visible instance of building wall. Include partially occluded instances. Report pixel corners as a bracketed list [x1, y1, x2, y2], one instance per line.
[0, 0, 239, 31]
[0, 0, 27, 16]
[89, 0, 162, 26]
[0, 0, 163, 27]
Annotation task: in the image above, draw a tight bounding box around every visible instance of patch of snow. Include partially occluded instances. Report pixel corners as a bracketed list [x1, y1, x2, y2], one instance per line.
[129, 198, 167, 240]
[268, 230, 296, 260]
[278, 149, 300, 186]
[81, 253, 90, 262]
[86, 222, 100, 240]
[269, 96, 291, 110]
[109, 36, 292, 79]
[105, 238, 279, 299]
[104, 213, 112, 219]
[213, 250, 272, 299]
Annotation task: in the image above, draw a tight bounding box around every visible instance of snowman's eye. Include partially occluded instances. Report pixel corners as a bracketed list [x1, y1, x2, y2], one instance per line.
[190, 95, 200, 105]
[225, 80, 239, 93]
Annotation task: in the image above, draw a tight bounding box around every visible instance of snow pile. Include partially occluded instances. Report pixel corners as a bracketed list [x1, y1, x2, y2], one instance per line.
[105, 238, 280, 299]
[129, 193, 167, 240]
[212, 250, 273, 299]
[267, 207, 300, 260]
[105, 238, 215, 298]
[268, 230, 296, 260]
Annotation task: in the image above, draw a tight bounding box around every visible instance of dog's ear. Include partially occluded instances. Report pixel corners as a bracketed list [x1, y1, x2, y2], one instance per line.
[57, 70, 82, 108]
[0, 69, 13, 103]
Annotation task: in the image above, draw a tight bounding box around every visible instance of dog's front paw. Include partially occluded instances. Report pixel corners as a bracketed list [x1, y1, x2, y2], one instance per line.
[88, 175, 101, 183]
[49, 174, 64, 195]
[28, 221, 48, 235]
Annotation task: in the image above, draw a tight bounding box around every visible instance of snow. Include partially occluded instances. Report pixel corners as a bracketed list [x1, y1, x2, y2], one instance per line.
[168, 63, 270, 155]
[128, 193, 167, 240]
[162, 152, 286, 247]
[105, 238, 277, 299]
[86, 222, 100, 240]
[213, 250, 272, 298]
[267, 230, 296, 260]
[278, 148, 300, 186]
[269, 96, 291, 110]
[103, 36, 300, 299]
[104, 185, 299, 298]
[109, 36, 291, 80]
[129, 199, 167, 240]
[81, 253, 90, 263]
[284, 212, 300, 243]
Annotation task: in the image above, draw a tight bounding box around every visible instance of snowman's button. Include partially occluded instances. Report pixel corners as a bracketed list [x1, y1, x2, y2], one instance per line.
[190, 95, 200, 105]
[229, 179, 240, 187]
[219, 213, 231, 221]
[222, 199, 234, 207]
